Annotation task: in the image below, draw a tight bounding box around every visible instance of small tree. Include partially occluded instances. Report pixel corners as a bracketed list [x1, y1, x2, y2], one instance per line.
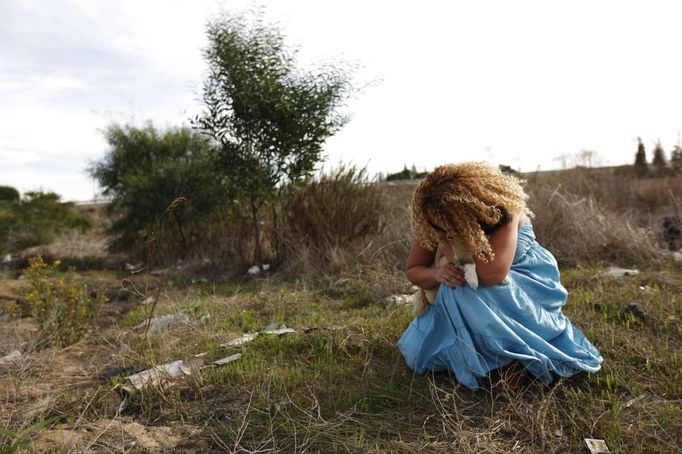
[651, 140, 667, 175]
[633, 137, 648, 177]
[195, 11, 353, 267]
[671, 144, 682, 174]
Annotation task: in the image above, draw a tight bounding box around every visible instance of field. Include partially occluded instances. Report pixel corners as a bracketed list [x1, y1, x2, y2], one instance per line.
[1, 169, 681, 453]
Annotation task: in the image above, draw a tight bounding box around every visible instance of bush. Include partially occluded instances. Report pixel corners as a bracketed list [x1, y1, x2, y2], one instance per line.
[20, 256, 107, 347]
[0, 191, 91, 254]
[90, 124, 229, 252]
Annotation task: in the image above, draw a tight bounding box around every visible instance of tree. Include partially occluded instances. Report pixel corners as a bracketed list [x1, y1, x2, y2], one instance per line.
[671, 144, 682, 174]
[0, 186, 20, 203]
[89, 124, 227, 251]
[651, 139, 667, 175]
[633, 137, 648, 177]
[195, 11, 353, 267]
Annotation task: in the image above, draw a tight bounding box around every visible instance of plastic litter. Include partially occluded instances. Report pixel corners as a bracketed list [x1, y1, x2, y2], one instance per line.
[214, 353, 242, 365]
[584, 438, 610, 454]
[122, 358, 203, 391]
[125, 262, 144, 272]
[140, 296, 157, 306]
[383, 294, 414, 305]
[134, 314, 190, 335]
[2, 253, 11, 263]
[247, 264, 271, 275]
[223, 333, 259, 347]
[221, 323, 295, 347]
[603, 267, 639, 277]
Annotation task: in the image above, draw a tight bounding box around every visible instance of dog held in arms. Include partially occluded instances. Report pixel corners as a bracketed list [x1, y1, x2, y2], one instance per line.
[412, 236, 478, 317]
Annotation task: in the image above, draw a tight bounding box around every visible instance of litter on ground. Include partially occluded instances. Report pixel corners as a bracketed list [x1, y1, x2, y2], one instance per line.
[603, 267, 639, 277]
[584, 438, 610, 454]
[221, 323, 295, 347]
[214, 353, 242, 365]
[134, 314, 190, 335]
[122, 358, 203, 391]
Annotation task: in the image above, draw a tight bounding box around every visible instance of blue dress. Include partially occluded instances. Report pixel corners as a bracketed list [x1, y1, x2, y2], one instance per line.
[397, 221, 603, 390]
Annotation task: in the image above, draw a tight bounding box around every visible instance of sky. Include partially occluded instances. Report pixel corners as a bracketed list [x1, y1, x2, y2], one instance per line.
[2, 0, 682, 201]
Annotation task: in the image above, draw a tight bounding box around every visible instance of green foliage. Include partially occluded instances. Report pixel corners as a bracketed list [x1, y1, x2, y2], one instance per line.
[89, 124, 229, 251]
[0, 191, 91, 254]
[0, 416, 60, 454]
[0, 186, 19, 202]
[633, 137, 648, 177]
[196, 10, 353, 265]
[20, 256, 107, 348]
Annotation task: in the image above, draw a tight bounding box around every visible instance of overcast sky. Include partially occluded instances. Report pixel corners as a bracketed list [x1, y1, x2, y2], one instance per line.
[2, 0, 682, 201]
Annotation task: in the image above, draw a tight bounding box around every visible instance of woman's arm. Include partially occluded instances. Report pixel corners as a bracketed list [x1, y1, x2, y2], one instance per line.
[405, 240, 465, 290]
[474, 216, 520, 286]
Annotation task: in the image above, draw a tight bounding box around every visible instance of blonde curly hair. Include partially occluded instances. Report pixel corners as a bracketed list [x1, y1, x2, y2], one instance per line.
[412, 162, 532, 263]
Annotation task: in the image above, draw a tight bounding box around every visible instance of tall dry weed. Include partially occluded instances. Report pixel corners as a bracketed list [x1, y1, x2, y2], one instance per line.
[527, 183, 663, 267]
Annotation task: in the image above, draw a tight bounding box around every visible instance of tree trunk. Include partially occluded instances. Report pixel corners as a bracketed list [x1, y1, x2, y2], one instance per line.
[250, 195, 263, 269]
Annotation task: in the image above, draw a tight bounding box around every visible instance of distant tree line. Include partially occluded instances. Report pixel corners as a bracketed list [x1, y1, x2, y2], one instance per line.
[633, 137, 682, 177]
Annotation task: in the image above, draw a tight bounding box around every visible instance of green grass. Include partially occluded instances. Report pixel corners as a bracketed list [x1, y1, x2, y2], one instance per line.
[2, 265, 681, 452]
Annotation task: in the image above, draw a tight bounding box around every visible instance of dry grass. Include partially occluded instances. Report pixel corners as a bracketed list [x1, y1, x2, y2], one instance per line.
[2, 166, 681, 452]
[1, 264, 681, 452]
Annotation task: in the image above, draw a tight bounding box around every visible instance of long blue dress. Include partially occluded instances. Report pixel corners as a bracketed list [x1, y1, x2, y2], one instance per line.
[397, 220, 603, 390]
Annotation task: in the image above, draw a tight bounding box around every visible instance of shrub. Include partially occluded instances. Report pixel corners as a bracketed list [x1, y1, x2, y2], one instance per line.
[0, 191, 92, 254]
[89, 124, 229, 252]
[20, 256, 107, 347]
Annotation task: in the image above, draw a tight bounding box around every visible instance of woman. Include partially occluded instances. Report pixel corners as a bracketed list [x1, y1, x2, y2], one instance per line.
[397, 162, 602, 390]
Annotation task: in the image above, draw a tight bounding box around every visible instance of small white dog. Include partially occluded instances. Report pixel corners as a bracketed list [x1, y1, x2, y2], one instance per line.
[413, 237, 478, 317]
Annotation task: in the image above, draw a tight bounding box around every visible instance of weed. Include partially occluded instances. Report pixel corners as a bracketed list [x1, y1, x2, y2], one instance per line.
[20, 256, 108, 347]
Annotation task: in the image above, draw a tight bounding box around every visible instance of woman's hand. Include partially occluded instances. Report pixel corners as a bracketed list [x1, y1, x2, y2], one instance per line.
[434, 262, 466, 288]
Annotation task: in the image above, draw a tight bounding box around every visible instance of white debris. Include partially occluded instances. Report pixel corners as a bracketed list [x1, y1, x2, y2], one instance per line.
[214, 353, 242, 365]
[221, 323, 295, 347]
[673, 251, 682, 262]
[199, 314, 211, 324]
[123, 358, 203, 391]
[134, 314, 190, 335]
[125, 262, 144, 272]
[222, 333, 259, 347]
[247, 264, 271, 275]
[140, 296, 157, 306]
[383, 294, 415, 305]
[603, 267, 639, 277]
[2, 254, 11, 263]
[0, 350, 22, 365]
[263, 325, 296, 335]
[584, 438, 610, 454]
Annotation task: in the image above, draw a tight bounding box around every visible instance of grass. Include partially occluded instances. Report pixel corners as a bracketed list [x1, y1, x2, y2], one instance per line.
[2, 263, 681, 452]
